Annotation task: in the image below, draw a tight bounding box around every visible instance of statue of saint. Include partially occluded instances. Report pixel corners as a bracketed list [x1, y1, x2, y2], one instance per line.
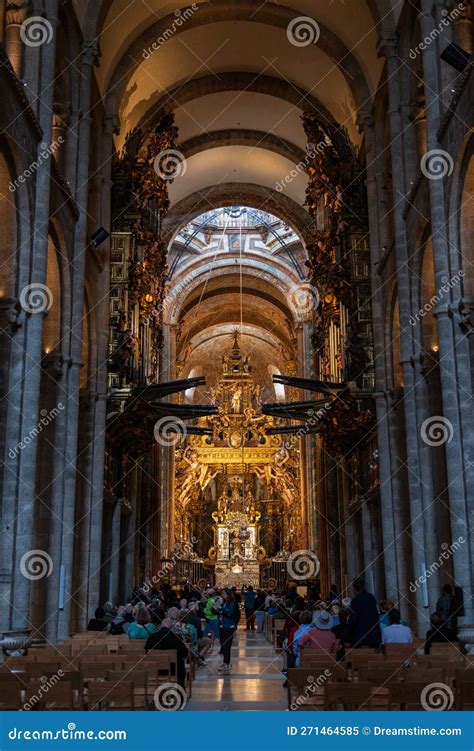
[231, 385, 242, 413]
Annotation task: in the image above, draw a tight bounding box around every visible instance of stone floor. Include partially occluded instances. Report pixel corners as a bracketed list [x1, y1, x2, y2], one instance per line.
[186, 627, 287, 711]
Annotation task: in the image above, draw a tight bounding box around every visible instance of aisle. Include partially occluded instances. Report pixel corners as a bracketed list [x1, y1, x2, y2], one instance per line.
[185, 626, 287, 711]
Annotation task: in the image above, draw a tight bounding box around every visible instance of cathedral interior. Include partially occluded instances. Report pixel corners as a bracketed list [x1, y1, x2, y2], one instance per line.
[0, 0, 473, 658]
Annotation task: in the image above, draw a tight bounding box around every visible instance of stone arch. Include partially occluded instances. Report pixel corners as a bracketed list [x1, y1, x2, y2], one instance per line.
[105, 4, 371, 111]
[162, 183, 313, 248]
[166, 259, 300, 327]
[89, 0, 396, 43]
[180, 129, 306, 166]
[131, 74, 347, 155]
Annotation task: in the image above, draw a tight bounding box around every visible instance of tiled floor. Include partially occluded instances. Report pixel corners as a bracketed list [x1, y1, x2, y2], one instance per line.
[186, 627, 287, 711]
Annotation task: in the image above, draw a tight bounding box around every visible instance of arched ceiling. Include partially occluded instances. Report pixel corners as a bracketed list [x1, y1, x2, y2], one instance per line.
[73, 0, 403, 213]
[178, 324, 292, 404]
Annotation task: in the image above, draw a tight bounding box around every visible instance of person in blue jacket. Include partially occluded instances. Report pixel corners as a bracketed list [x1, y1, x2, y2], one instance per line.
[218, 590, 239, 672]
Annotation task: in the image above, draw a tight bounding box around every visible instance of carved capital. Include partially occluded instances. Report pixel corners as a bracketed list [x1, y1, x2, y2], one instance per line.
[105, 113, 120, 136]
[356, 111, 374, 134]
[6, 2, 30, 26]
[377, 34, 399, 59]
[42, 349, 64, 380]
[81, 39, 101, 68]
[52, 101, 71, 131]
[0, 297, 22, 335]
[459, 296, 474, 336]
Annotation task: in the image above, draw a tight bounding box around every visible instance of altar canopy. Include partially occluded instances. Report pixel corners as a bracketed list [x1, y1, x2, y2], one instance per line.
[173, 332, 303, 588]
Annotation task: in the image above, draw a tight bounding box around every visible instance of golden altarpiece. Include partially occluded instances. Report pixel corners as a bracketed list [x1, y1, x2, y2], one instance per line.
[173, 334, 303, 589]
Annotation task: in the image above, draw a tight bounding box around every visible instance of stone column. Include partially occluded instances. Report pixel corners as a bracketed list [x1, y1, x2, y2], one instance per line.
[419, 1, 474, 638]
[84, 115, 116, 621]
[5, 1, 59, 636]
[361, 499, 375, 594]
[386, 390, 411, 620]
[412, 353, 441, 607]
[377, 35, 433, 634]
[51, 40, 99, 642]
[4, 2, 29, 76]
[108, 499, 122, 604]
[359, 113, 399, 601]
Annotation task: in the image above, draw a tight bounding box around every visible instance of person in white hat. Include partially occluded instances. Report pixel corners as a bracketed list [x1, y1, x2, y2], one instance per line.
[299, 609, 338, 656]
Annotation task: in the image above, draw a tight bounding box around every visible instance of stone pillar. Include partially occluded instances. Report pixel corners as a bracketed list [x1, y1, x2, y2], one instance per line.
[412, 353, 441, 607]
[419, 1, 474, 638]
[359, 113, 399, 602]
[377, 35, 432, 634]
[4, 2, 29, 76]
[386, 390, 411, 620]
[51, 40, 99, 642]
[361, 499, 375, 595]
[109, 500, 122, 604]
[84, 115, 116, 621]
[4, 2, 59, 636]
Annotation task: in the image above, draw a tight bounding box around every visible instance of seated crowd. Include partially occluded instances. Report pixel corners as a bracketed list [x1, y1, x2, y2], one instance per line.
[87, 577, 462, 681]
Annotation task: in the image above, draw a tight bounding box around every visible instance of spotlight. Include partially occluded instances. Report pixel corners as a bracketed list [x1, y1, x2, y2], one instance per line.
[440, 42, 471, 72]
[90, 227, 110, 248]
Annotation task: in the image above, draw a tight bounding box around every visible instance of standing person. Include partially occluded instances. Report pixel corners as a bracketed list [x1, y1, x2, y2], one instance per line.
[347, 578, 381, 648]
[218, 591, 238, 673]
[436, 584, 454, 628]
[328, 584, 339, 603]
[254, 590, 266, 633]
[203, 590, 220, 646]
[244, 585, 256, 631]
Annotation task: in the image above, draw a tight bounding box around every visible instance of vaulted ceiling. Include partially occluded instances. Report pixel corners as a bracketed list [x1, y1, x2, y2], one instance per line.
[73, 0, 400, 213]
